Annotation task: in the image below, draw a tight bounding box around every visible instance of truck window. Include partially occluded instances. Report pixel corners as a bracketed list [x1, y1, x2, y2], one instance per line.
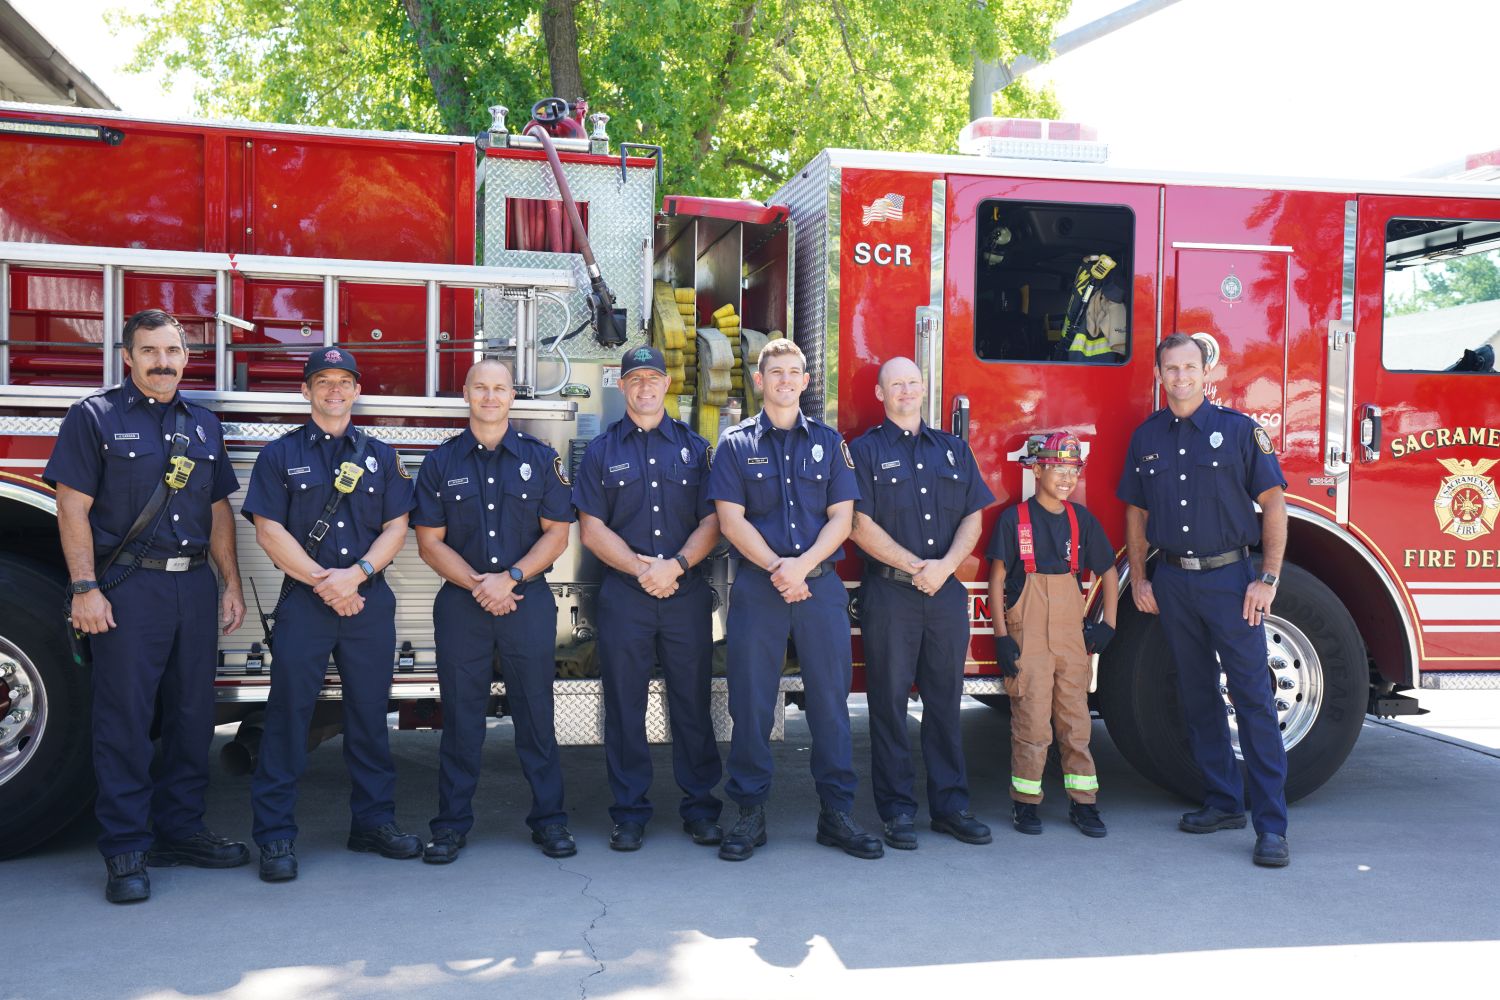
[973, 199, 1134, 364]
[1383, 217, 1500, 374]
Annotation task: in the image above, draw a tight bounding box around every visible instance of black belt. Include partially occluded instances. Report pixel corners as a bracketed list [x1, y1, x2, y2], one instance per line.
[113, 551, 207, 573]
[741, 560, 834, 579]
[1161, 547, 1248, 572]
[870, 564, 920, 588]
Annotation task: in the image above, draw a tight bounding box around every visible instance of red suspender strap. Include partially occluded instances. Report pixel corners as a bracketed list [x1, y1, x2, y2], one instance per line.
[1017, 500, 1037, 574]
[1064, 500, 1080, 574]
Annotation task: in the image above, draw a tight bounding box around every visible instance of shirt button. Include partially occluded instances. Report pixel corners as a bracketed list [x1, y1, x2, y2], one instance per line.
[649, 458, 656, 464]
[890, 477, 897, 483]
[488, 530, 496, 537]
[300, 483, 307, 490]
[786, 478, 791, 484]
[653, 506, 660, 512]
[654, 529, 662, 536]
[488, 477, 494, 484]
[129, 451, 136, 458]
[491, 557, 499, 564]
[337, 521, 345, 528]
[757, 473, 763, 479]
[488, 503, 495, 510]
[180, 539, 189, 546]
[340, 547, 349, 554]
[172, 513, 180, 521]
[1212, 461, 1219, 467]
[1179, 474, 1187, 481]
[164, 434, 170, 441]
[619, 480, 625, 486]
[682, 480, 688, 485]
[916, 463, 923, 470]
[924, 514, 931, 520]
[323, 434, 330, 440]
[794, 543, 802, 550]
[1179, 448, 1186, 455]
[1182, 526, 1190, 532]
[521, 493, 527, 499]
[650, 483, 657, 489]
[1180, 500, 1188, 507]
[927, 538, 935, 545]
[1187, 549, 1194, 555]
[816, 474, 822, 480]
[790, 523, 796, 529]
[920, 487, 928, 494]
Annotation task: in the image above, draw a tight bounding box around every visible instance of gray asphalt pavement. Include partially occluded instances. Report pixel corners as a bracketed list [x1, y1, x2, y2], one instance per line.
[10, 696, 1500, 1000]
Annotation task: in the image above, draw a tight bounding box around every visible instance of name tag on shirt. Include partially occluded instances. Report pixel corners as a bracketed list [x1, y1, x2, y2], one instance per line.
[746, 457, 769, 465]
[880, 460, 902, 470]
[1141, 453, 1160, 462]
[446, 477, 470, 487]
[608, 463, 631, 473]
[114, 432, 140, 441]
[288, 466, 312, 476]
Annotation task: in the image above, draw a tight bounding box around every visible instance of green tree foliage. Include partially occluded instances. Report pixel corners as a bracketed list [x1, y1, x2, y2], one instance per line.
[118, 0, 1069, 198]
[1386, 252, 1500, 316]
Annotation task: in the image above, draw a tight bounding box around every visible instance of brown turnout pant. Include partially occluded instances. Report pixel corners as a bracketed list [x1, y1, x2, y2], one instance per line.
[1002, 571, 1097, 804]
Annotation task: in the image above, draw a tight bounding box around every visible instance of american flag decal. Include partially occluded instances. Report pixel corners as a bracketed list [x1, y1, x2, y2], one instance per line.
[861, 192, 905, 224]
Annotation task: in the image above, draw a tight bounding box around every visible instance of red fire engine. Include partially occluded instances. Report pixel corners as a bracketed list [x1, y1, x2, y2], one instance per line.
[1, 102, 1496, 857]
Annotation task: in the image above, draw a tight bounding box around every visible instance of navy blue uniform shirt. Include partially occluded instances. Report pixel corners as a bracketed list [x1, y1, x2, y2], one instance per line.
[45, 382, 238, 559]
[1116, 400, 1287, 558]
[706, 410, 860, 561]
[849, 418, 995, 565]
[986, 499, 1115, 609]
[572, 415, 712, 559]
[241, 421, 415, 568]
[412, 426, 575, 572]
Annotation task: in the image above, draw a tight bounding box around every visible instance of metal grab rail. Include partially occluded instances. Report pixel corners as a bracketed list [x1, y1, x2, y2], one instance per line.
[0, 241, 576, 405]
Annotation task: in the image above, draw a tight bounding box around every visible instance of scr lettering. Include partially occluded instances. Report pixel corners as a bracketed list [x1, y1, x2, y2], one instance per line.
[852, 242, 913, 267]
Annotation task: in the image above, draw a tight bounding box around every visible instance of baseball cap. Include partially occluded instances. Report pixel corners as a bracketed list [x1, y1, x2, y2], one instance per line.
[303, 346, 361, 381]
[620, 344, 667, 377]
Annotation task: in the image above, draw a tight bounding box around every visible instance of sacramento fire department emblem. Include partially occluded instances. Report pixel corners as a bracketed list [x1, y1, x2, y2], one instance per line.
[1433, 457, 1500, 540]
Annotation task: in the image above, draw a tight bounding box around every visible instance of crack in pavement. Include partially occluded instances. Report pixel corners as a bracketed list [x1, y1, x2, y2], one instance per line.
[555, 859, 608, 998]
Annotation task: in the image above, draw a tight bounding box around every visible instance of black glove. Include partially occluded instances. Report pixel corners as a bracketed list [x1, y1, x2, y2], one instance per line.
[994, 634, 1021, 679]
[1084, 621, 1115, 655]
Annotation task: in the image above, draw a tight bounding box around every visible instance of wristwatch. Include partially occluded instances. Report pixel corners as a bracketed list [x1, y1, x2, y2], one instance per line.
[508, 566, 525, 583]
[1260, 572, 1279, 587]
[356, 559, 375, 578]
[70, 579, 99, 594]
[674, 554, 691, 573]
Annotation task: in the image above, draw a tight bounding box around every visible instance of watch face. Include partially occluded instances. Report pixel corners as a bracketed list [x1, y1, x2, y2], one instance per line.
[509, 567, 525, 582]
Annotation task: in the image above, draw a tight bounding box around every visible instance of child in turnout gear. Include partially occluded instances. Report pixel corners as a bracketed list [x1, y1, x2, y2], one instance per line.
[985, 432, 1120, 837]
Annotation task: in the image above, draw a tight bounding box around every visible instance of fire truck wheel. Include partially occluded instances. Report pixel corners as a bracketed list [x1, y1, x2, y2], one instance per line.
[0, 557, 95, 859]
[1099, 562, 1367, 805]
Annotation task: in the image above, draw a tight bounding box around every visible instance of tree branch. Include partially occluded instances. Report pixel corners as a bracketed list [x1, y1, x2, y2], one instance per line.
[828, 0, 875, 116]
[542, 0, 586, 102]
[401, 0, 472, 134]
[693, 0, 759, 160]
[726, 155, 783, 182]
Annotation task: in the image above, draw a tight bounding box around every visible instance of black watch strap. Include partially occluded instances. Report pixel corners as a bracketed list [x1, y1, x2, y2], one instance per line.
[71, 579, 100, 594]
[674, 554, 691, 573]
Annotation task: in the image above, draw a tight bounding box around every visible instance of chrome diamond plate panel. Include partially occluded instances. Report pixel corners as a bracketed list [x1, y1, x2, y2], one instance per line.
[482, 155, 656, 361]
[771, 153, 837, 421]
[0, 416, 63, 435]
[1420, 672, 1500, 690]
[511, 677, 786, 745]
[222, 422, 464, 446]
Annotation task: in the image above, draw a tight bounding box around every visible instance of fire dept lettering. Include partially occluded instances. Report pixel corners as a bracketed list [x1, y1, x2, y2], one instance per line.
[1433, 458, 1500, 541]
[1389, 425, 1500, 458]
[852, 242, 913, 267]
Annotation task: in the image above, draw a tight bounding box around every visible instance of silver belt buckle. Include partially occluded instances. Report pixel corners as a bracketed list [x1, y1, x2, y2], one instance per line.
[1179, 556, 1201, 571]
[165, 556, 192, 572]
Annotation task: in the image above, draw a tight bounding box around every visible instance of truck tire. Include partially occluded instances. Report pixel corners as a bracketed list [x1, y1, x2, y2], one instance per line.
[0, 557, 94, 858]
[1099, 561, 1367, 804]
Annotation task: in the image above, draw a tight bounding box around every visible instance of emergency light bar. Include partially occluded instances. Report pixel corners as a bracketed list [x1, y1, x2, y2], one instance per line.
[959, 117, 1107, 163]
[0, 117, 123, 145]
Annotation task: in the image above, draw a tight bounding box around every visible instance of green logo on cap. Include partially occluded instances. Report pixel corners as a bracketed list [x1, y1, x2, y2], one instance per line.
[633, 348, 654, 361]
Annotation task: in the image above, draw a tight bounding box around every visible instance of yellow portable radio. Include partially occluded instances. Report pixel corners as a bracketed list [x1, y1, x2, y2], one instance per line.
[334, 461, 364, 493]
[164, 455, 196, 490]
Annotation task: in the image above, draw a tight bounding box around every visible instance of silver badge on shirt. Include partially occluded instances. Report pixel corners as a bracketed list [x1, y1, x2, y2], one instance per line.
[196, 425, 207, 444]
[366, 455, 379, 473]
[811, 443, 824, 463]
[1210, 432, 1223, 449]
[681, 446, 691, 464]
[520, 462, 532, 481]
[947, 449, 956, 467]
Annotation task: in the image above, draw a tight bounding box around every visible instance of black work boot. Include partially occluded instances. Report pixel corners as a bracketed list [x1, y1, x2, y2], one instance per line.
[816, 807, 884, 859]
[105, 851, 150, 904]
[531, 823, 577, 858]
[1011, 801, 1042, 835]
[1179, 805, 1248, 834]
[1069, 801, 1107, 838]
[882, 814, 918, 851]
[422, 829, 466, 865]
[930, 810, 993, 845]
[347, 822, 422, 859]
[258, 839, 297, 882]
[148, 829, 250, 868]
[718, 805, 767, 861]
[682, 817, 723, 846]
[1253, 833, 1290, 868]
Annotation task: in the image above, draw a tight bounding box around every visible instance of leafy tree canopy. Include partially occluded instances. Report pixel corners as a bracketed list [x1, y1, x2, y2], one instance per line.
[118, 0, 1069, 198]
[1387, 251, 1500, 316]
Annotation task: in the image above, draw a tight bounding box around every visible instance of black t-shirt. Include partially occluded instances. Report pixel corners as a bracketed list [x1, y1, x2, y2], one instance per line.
[985, 498, 1115, 609]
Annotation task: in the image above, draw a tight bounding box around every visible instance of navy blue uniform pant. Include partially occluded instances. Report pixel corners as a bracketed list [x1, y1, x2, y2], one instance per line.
[90, 564, 218, 857]
[725, 567, 857, 811]
[598, 572, 722, 826]
[860, 573, 970, 821]
[1154, 560, 1289, 835]
[430, 579, 565, 835]
[252, 578, 398, 844]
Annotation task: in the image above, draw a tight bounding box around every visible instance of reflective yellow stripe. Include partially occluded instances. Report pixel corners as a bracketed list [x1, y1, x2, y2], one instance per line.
[1063, 773, 1099, 791]
[1011, 776, 1042, 795]
[1067, 332, 1114, 358]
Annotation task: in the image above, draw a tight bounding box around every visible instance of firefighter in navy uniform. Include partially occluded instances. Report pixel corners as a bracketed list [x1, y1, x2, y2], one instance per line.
[241, 347, 420, 881]
[1118, 332, 1291, 868]
[47, 309, 248, 904]
[574, 346, 723, 852]
[847, 357, 995, 850]
[412, 359, 576, 862]
[707, 337, 883, 862]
